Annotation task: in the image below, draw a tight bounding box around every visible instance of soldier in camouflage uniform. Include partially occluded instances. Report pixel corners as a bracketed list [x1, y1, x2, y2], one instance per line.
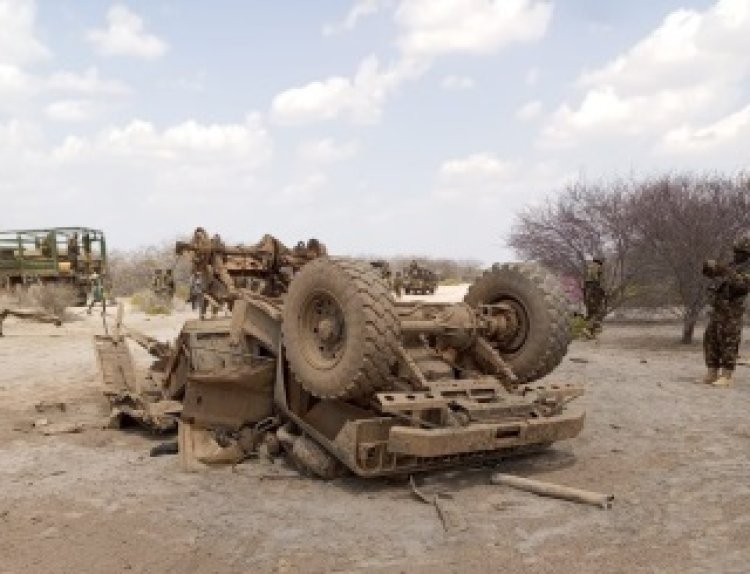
[583, 256, 607, 336]
[87, 272, 106, 316]
[393, 271, 403, 298]
[701, 233, 750, 386]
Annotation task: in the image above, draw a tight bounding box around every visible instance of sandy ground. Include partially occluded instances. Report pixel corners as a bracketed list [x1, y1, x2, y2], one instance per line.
[1, 286, 749, 573]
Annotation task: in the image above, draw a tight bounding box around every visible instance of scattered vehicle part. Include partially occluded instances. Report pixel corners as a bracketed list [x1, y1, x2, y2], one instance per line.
[0, 307, 62, 336]
[490, 473, 614, 509]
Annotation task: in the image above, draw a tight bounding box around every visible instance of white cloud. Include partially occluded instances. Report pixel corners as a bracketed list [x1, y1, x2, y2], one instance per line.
[395, 0, 552, 58]
[1, 113, 275, 245]
[47, 67, 129, 95]
[45, 100, 100, 123]
[323, 0, 387, 36]
[0, 118, 42, 151]
[54, 113, 271, 165]
[516, 99, 542, 121]
[298, 138, 359, 164]
[0, 63, 34, 97]
[437, 152, 515, 202]
[440, 75, 475, 90]
[435, 153, 574, 205]
[276, 0, 551, 125]
[0, 0, 49, 65]
[541, 85, 716, 148]
[276, 173, 328, 205]
[540, 0, 750, 149]
[660, 103, 750, 154]
[271, 56, 425, 125]
[87, 4, 168, 60]
[440, 152, 512, 180]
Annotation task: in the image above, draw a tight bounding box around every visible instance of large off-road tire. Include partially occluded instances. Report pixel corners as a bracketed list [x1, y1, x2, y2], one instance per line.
[282, 258, 400, 400]
[464, 263, 570, 383]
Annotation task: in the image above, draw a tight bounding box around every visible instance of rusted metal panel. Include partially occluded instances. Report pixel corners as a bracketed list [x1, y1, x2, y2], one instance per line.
[93, 335, 138, 394]
[181, 361, 276, 429]
[387, 410, 585, 458]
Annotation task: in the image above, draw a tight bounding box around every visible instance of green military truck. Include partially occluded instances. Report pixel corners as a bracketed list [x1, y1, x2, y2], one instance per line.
[403, 261, 438, 295]
[0, 227, 108, 305]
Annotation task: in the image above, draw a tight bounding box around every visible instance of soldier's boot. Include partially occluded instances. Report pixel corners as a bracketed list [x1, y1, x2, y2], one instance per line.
[711, 369, 734, 387]
[700, 368, 719, 385]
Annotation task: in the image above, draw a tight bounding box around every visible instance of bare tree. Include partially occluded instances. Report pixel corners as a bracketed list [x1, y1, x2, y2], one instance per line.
[508, 180, 642, 307]
[510, 172, 750, 343]
[631, 173, 750, 343]
[108, 239, 191, 296]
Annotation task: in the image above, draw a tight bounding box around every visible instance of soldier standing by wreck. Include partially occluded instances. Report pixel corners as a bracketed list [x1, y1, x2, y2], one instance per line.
[700, 233, 750, 387]
[189, 272, 203, 311]
[164, 269, 175, 300]
[393, 271, 403, 298]
[583, 256, 607, 336]
[87, 272, 106, 316]
[152, 269, 164, 294]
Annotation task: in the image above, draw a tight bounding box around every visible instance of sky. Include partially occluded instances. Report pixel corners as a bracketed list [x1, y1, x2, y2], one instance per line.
[1, 0, 748, 262]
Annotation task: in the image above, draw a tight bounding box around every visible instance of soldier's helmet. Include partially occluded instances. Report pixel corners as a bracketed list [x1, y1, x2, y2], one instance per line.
[592, 254, 605, 264]
[733, 232, 750, 254]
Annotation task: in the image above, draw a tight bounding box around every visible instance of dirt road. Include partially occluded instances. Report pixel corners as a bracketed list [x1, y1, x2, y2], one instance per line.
[1, 289, 748, 573]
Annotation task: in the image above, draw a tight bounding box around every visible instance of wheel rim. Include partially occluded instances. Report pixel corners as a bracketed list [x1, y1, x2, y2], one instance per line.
[298, 290, 347, 369]
[493, 297, 530, 355]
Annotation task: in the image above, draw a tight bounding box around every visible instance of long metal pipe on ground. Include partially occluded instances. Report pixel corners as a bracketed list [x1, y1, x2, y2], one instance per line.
[491, 473, 614, 509]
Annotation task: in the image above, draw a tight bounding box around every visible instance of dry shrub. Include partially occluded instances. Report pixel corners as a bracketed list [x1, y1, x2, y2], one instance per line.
[570, 314, 592, 340]
[27, 284, 78, 317]
[131, 289, 173, 315]
[108, 237, 192, 297]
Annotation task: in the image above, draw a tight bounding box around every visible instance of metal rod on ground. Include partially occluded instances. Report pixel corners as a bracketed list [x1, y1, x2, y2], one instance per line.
[490, 473, 614, 509]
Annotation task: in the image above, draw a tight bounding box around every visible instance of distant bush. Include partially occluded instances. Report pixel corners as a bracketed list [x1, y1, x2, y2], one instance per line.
[175, 283, 190, 302]
[27, 284, 78, 318]
[108, 237, 191, 297]
[131, 289, 172, 315]
[570, 314, 592, 340]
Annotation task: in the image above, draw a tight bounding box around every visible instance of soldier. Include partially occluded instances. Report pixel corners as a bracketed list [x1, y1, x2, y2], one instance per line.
[152, 269, 164, 298]
[164, 269, 176, 300]
[41, 230, 55, 257]
[393, 271, 403, 298]
[189, 272, 203, 311]
[306, 238, 327, 257]
[700, 233, 750, 387]
[87, 272, 106, 316]
[82, 232, 91, 257]
[583, 255, 607, 336]
[152, 269, 162, 289]
[67, 232, 79, 271]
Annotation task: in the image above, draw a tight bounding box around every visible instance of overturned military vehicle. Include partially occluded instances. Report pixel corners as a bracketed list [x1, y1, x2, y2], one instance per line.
[95, 229, 582, 478]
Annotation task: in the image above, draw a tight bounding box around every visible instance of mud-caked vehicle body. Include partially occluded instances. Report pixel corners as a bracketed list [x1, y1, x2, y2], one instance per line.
[96, 229, 582, 478]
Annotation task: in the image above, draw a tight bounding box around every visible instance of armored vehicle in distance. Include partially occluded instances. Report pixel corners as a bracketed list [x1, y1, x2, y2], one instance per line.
[404, 261, 438, 295]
